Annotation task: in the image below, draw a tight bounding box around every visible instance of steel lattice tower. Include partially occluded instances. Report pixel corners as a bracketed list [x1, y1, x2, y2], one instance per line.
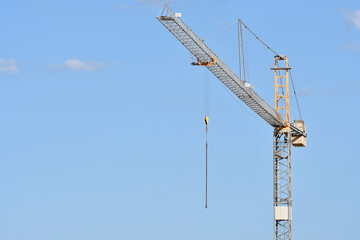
[273, 56, 292, 240]
[274, 129, 292, 240]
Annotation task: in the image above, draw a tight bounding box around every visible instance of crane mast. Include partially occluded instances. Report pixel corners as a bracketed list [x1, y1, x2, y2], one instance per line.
[272, 56, 292, 240]
[157, 5, 306, 240]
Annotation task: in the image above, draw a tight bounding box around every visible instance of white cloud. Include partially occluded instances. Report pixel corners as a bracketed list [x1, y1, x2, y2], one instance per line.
[342, 9, 360, 31]
[116, 5, 139, 10]
[349, 81, 360, 90]
[341, 42, 360, 51]
[137, 0, 167, 3]
[55, 59, 103, 71]
[0, 58, 19, 74]
[300, 87, 334, 96]
[116, 0, 173, 10]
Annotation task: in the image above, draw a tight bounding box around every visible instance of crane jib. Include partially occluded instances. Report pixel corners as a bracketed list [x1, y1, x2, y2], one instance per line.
[157, 5, 286, 128]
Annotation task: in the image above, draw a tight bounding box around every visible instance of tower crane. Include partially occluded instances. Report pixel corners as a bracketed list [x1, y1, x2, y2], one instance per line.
[157, 5, 307, 240]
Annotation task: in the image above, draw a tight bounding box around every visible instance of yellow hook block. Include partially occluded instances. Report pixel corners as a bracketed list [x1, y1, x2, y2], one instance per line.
[204, 116, 209, 125]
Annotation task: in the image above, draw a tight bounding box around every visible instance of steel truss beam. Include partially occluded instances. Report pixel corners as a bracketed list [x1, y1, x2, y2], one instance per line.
[273, 128, 292, 240]
[157, 4, 286, 128]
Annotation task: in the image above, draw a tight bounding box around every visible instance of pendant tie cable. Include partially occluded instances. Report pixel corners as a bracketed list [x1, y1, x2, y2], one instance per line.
[289, 69, 303, 120]
[238, 21, 247, 81]
[238, 19, 303, 120]
[238, 19, 279, 57]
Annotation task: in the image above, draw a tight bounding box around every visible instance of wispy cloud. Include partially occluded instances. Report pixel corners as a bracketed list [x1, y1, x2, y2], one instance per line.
[301, 81, 360, 96]
[55, 59, 103, 71]
[116, 0, 174, 10]
[137, 0, 168, 4]
[341, 9, 360, 31]
[116, 5, 140, 10]
[300, 87, 334, 96]
[341, 42, 360, 51]
[0, 58, 19, 74]
[349, 81, 360, 91]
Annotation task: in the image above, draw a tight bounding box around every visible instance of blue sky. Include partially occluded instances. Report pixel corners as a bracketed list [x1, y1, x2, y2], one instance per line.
[0, 0, 359, 239]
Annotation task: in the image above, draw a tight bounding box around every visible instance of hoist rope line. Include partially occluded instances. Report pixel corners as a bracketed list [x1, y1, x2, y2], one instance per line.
[238, 19, 279, 57]
[205, 125, 208, 209]
[207, 70, 209, 114]
[289, 69, 303, 120]
[204, 68, 209, 209]
[205, 68, 209, 115]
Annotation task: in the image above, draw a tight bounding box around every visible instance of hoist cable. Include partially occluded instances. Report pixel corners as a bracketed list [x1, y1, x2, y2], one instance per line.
[204, 68, 209, 209]
[204, 68, 209, 115]
[205, 122, 208, 209]
[207, 69, 209, 114]
[289, 69, 303, 120]
[204, 68, 207, 114]
[238, 19, 279, 57]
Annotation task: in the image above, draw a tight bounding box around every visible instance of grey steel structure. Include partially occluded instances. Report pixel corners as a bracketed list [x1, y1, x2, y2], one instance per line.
[273, 128, 292, 240]
[157, 5, 304, 240]
[157, 5, 285, 128]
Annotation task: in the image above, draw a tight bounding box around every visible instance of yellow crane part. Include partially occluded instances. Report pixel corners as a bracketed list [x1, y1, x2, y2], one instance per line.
[272, 55, 291, 128]
[204, 116, 209, 125]
[191, 56, 216, 66]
